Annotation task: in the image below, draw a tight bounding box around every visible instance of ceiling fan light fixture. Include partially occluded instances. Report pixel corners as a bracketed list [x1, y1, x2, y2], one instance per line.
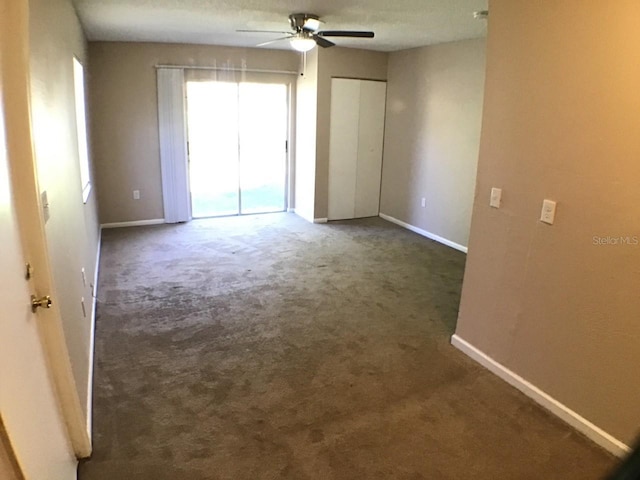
[290, 33, 316, 52]
[240, 13, 373, 51]
[303, 18, 321, 31]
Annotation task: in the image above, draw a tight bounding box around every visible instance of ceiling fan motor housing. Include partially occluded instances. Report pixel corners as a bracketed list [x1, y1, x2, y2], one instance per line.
[289, 13, 320, 32]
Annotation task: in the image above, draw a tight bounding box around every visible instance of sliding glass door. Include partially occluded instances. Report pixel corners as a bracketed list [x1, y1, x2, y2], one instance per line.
[238, 83, 288, 214]
[186, 79, 288, 218]
[186, 81, 239, 217]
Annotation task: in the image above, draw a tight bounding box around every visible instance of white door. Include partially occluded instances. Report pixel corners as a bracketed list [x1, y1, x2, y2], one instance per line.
[1, 413, 22, 480]
[0, 70, 77, 480]
[355, 80, 386, 218]
[0, 0, 88, 477]
[328, 79, 360, 220]
[328, 78, 387, 220]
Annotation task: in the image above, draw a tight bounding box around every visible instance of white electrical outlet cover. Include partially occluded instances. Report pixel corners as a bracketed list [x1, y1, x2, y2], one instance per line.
[540, 199, 556, 224]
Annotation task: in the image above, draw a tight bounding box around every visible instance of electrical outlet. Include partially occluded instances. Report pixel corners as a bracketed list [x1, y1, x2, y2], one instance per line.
[490, 188, 502, 208]
[421, 197, 426, 208]
[133, 190, 140, 200]
[540, 199, 557, 225]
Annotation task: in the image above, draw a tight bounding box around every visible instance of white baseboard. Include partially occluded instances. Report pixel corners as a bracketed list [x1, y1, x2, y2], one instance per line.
[379, 213, 468, 253]
[287, 207, 295, 213]
[292, 210, 314, 223]
[451, 334, 630, 457]
[100, 219, 165, 229]
[86, 227, 101, 442]
[314, 218, 328, 224]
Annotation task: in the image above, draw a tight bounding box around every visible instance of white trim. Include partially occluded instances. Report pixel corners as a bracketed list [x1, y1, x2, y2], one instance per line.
[313, 218, 328, 224]
[156, 64, 298, 75]
[86, 227, 101, 441]
[450, 334, 631, 458]
[293, 210, 314, 223]
[379, 213, 468, 253]
[100, 219, 165, 229]
[81, 183, 92, 205]
[287, 208, 295, 213]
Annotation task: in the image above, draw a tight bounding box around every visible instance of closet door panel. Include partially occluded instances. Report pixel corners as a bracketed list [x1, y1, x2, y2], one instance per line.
[328, 79, 360, 220]
[355, 80, 387, 218]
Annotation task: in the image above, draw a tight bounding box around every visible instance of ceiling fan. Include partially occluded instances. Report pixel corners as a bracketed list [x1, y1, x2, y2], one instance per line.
[237, 13, 375, 52]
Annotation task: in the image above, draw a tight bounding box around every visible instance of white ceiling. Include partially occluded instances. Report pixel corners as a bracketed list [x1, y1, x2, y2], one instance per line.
[72, 0, 488, 52]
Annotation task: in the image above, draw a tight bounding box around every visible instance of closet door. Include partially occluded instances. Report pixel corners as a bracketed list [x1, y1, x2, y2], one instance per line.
[328, 79, 360, 220]
[328, 78, 386, 221]
[355, 81, 386, 218]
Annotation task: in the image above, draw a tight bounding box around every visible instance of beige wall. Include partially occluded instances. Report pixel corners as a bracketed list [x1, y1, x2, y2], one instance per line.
[314, 47, 388, 219]
[455, 0, 640, 445]
[89, 42, 299, 224]
[294, 48, 319, 222]
[29, 0, 101, 421]
[380, 39, 486, 248]
[89, 43, 385, 224]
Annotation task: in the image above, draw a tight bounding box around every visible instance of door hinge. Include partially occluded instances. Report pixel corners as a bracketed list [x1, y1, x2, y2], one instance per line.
[25, 263, 33, 280]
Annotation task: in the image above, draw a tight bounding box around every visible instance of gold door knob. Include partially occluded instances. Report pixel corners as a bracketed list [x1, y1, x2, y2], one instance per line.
[31, 295, 52, 313]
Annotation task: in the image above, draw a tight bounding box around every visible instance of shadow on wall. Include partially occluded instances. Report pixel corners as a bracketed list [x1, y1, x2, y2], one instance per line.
[605, 437, 640, 479]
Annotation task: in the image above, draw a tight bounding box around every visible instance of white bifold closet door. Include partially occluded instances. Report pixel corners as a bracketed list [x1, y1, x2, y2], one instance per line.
[328, 78, 387, 220]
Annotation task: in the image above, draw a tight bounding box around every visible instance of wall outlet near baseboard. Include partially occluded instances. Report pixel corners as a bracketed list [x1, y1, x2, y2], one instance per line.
[421, 197, 426, 208]
[133, 190, 140, 200]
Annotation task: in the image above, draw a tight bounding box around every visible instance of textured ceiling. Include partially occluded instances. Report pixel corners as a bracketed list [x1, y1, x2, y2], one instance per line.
[72, 0, 488, 51]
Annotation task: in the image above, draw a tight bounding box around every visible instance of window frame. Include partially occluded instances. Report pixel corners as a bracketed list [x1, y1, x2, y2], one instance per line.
[73, 56, 92, 203]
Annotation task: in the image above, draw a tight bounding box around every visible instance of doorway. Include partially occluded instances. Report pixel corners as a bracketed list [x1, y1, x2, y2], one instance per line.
[186, 80, 289, 218]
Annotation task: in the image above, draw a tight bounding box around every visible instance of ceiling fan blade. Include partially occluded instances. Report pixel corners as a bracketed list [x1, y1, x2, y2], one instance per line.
[236, 29, 292, 34]
[256, 35, 293, 47]
[314, 35, 335, 48]
[318, 30, 375, 38]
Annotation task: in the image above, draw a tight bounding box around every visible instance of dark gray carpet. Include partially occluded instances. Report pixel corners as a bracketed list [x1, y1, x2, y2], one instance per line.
[79, 213, 615, 479]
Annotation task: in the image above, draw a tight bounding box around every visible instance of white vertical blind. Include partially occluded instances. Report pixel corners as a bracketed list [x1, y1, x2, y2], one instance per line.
[157, 68, 191, 223]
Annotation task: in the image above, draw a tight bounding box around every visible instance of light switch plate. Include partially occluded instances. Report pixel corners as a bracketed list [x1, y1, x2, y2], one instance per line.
[540, 199, 556, 225]
[490, 188, 502, 208]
